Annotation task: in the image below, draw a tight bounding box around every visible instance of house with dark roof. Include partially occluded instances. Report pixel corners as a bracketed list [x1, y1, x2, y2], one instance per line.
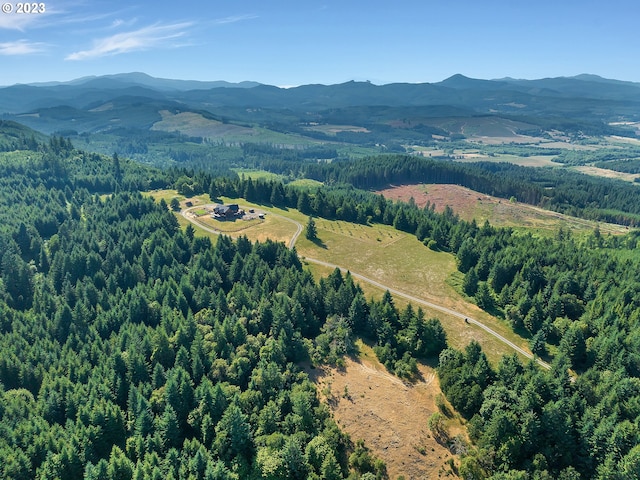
[213, 204, 241, 218]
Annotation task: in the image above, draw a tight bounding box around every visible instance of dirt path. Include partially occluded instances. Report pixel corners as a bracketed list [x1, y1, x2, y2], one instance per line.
[181, 205, 549, 370]
[270, 211, 303, 249]
[301, 256, 549, 370]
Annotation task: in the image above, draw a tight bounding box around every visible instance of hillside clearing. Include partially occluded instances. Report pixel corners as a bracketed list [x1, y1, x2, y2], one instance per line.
[573, 165, 640, 183]
[151, 110, 254, 138]
[376, 183, 629, 235]
[308, 342, 465, 479]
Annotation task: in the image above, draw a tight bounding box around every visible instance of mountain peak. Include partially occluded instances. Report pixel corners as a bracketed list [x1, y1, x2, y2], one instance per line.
[437, 74, 505, 90]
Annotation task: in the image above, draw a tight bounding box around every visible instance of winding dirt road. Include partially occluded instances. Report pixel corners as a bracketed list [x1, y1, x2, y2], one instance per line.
[182, 206, 550, 370]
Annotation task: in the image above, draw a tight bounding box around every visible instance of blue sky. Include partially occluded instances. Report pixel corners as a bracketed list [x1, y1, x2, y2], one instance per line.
[1, 0, 639, 86]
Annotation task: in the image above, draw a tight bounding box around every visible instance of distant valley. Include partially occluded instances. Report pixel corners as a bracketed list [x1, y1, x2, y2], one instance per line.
[3, 72, 640, 186]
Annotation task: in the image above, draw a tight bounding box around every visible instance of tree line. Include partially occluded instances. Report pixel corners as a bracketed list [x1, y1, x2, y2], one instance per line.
[285, 154, 640, 226]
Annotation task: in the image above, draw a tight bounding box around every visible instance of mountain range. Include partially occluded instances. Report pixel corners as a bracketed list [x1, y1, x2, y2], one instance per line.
[1, 72, 639, 137]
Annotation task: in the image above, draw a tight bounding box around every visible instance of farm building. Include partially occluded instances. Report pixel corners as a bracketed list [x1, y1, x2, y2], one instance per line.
[213, 204, 242, 218]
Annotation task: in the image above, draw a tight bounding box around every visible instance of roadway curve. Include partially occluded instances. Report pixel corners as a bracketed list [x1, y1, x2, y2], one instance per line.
[182, 206, 550, 370]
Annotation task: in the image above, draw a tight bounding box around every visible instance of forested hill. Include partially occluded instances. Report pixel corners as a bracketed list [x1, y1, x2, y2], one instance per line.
[3, 73, 640, 119]
[0, 122, 438, 479]
[0, 121, 168, 194]
[169, 166, 640, 478]
[5, 121, 640, 479]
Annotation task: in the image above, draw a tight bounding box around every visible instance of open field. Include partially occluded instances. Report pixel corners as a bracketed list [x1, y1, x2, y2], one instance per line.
[606, 133, 640, 145]
[151, 110, 320, 145]
[303, 124, 370, 135]
[232, 170, 323, 189]
[295, 219, 535, 364]
[233, 168, 283, 181]
[196, 215, 264, 233]
[194, 212, 297, 244]
[307, 341, 465, 479]
[376, 183, 630, 236]
[426, 116, 535, 139]
[288, 178, 324, 189]
[464, 134, 543, 145]
[573, 165, 640, 183]
[409, 146, 559, 167]
[455, 153, 558, 167]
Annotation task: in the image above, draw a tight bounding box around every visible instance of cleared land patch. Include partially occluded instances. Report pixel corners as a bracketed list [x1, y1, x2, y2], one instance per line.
[408, 146, 558, 167]
[152, 110, 254, 139]
[308, 342, 465, 480]
[574, 165, 640, 183]
[303, 124, 370, 135]
[145, 191, 300, 244]
[152, 111, 318, 145]
[376, 184, 629, 235]
[231, 169, 323, 189]
[191, 207, 297, 244]
[427, 116, 535, 139]
[454, 153, 558, 167]
[232, 169, 283, 181]
[295, 219, 534, 363]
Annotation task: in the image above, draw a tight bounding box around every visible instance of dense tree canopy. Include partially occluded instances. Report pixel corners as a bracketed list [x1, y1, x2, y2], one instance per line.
[4, 122, 640, 479]
[0, 129, 451, 479]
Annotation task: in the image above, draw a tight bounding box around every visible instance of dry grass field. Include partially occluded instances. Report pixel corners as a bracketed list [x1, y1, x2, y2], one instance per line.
[303, 124, 370, 135]
[574, 165, 640, 183]
[409, 146, 559, 167]
[454, 153, 558, 167]
[307, 340, 466, 479]
[296, 219, 534, 364]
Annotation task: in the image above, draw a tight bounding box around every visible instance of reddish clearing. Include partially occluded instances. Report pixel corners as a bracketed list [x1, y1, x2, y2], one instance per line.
[376, 184, 483, 220]
[376, 184, 629, 235]
[308, 347, 464, 479]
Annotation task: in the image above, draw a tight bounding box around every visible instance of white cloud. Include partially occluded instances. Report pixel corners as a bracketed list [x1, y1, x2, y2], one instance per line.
[214, 14, 258, 25]
[65, 22, 192, 60]
[109, 18, 138, 29]
[0, 1, 69, 31]
[0, 40, 47, 55]
[0, 13, 43, 30]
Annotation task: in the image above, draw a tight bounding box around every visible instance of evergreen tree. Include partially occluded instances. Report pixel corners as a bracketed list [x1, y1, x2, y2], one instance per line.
[463, 267, 479, 296]
[305, 216, 318, 241]
[297, 191, 312, 215]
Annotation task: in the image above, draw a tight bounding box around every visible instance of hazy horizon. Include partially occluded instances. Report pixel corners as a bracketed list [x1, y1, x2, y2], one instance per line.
[3, 71, 639, 90]
[1, 0, 639, 87]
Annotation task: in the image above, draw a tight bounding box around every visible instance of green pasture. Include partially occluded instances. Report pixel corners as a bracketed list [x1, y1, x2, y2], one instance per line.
[233, 169, 283, 182]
